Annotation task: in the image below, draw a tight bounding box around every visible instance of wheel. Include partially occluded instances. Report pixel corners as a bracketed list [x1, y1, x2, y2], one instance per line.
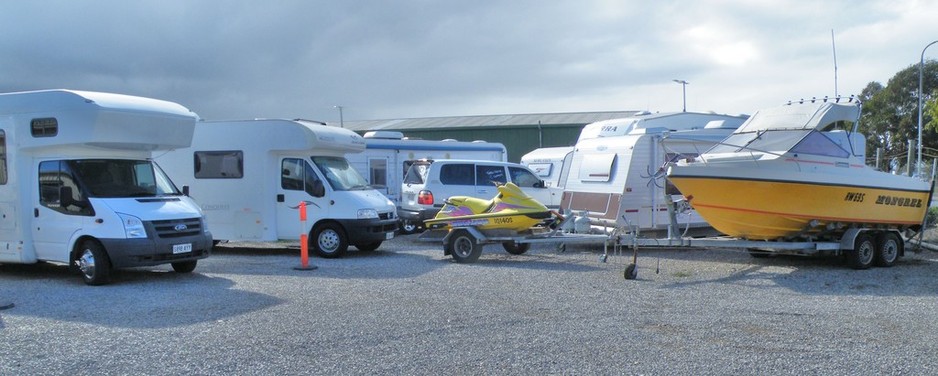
[399, 220, 418, 235]
[502, 241, 530, 255]
[846, 233, 875, 269]
[312, 223, 348, 258]
[748, 248, 772, 258]
[874, 232, 901, 267]
[75, 240, 111, 286]
[171, 260, 198, 273]
[448, 229, 482, 263]
[624, 263, 637, 280]
[355, 241, 382, 252]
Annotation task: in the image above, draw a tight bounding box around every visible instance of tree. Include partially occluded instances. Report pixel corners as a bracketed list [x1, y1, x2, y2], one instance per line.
[859, 60, 938, 168]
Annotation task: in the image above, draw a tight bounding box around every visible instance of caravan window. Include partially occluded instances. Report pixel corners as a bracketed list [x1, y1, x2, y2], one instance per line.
[526, 163, 553, 178]
[578, 153, 616, 182]
[194, 151, 243, 179]
[0, 131, 6, 184]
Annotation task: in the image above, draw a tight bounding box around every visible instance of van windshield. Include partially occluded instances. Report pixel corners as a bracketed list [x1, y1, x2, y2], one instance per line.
[311, 156, 371, 191]
[71, 159, 181, 198]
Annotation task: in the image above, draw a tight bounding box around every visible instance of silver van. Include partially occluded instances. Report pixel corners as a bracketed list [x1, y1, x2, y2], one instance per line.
[398, 159, 560, 233]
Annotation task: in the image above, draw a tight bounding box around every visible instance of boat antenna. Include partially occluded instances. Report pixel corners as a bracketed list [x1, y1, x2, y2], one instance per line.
[831, 29, 838, 98]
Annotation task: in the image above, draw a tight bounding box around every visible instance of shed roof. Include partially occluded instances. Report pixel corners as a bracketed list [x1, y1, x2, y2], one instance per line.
[334, 111, 643, 131]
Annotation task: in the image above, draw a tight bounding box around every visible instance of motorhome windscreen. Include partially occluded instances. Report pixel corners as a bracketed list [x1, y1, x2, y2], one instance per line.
[311, 156, 371, 191]
[70, 159, 181, 198]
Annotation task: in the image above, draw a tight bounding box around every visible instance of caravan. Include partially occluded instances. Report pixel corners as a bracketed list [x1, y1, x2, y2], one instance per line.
[157, 119, 398, 258]
[521, 146, 574, 189]
[560, 111, 747, 235]
[349, 131, 507, 205]
[0, 89, 212, 285]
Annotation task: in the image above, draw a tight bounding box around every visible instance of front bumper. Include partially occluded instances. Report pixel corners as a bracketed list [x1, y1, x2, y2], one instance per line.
[335, 217, 399, 245]
[99, 231, 213, 269]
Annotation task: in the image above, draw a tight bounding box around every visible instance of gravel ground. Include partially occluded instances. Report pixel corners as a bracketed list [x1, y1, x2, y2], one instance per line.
[2, 233, 938, 375]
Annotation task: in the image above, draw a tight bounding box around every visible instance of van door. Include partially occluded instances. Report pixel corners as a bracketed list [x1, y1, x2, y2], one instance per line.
[275, 157, 330, 240]
[32, 160, 88, 263]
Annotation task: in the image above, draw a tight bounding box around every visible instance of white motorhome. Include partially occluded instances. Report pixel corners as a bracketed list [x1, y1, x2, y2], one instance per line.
[350, 131, 507, 205]
[157, 119, 398, 258]
[520, 146, 574, 189]
[560, 111, 748, 235]
[0, 89, 213, 285]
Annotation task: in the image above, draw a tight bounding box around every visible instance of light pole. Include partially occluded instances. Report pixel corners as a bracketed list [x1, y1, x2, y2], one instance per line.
[673, 79, 689, 112]
[334, 105, 344, 128]
[918, 40, 938, 177]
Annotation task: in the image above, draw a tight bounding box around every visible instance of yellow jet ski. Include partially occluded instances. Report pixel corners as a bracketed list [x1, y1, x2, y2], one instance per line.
[423, 182, 552, 232]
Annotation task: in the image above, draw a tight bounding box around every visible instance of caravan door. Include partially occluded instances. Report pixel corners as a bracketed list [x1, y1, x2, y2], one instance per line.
[275, 157, 330, 240]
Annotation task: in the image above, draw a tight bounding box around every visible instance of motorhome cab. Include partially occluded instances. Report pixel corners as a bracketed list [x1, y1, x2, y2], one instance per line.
[157, 119, 398, 258]
[0, 89, 213, 285]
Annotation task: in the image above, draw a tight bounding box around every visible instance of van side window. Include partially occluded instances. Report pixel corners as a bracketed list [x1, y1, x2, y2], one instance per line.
[440, 163, 474, 185]
[508, 166, 539, 187]
[0, 130, 7, 184]
[194, 151, 243, 179]
[303, 161, 323, 196]
[476, 165, 507, 186]
[38, 161, 92, 216]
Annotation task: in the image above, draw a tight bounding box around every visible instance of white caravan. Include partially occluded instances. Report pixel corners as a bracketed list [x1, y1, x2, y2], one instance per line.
[0, 89, 212, 285]
[157, 119, 398, 258]
[520, 146, 574, 189]
[350, 131, 507, 206]
[560, 112, 748, 235]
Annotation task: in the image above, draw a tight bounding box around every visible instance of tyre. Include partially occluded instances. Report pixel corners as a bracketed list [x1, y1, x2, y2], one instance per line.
[171, 260, 198, 273]
[75, 240, 111, 286]
[502, 241, 530, 255]
[874, 232, 901, 267]
[312, 223, 348, 258]
[846, 233, 875, 269]
[448, 229, 481, 263]
[355, 242, 382, 252]
[399, 220, 418, 235]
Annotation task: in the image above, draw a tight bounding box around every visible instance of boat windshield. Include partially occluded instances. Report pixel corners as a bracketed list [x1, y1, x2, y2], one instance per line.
[311, 156, 372, 191]
[707, 129, 810, 155]
[70, 159, 181, 198]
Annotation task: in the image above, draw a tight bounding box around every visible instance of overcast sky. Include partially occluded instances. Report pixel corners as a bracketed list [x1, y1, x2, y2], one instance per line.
[2, 1, 937, 123]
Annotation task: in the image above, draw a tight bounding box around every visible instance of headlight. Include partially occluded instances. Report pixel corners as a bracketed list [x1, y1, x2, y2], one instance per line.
[357, 209, 378, 219]
[117, 213, 147, 239]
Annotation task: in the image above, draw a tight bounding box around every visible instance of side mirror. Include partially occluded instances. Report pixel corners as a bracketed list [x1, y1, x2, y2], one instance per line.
[534, 180, 545, 188]
[182, 185, 190, 196]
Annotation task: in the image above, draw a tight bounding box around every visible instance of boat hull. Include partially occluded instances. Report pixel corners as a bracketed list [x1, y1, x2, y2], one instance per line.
[667, 175, 930, 240]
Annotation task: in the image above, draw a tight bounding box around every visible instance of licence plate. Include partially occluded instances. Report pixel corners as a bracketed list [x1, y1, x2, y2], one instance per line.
[385, 232, 394, 240]
[173, 243, 192, 254]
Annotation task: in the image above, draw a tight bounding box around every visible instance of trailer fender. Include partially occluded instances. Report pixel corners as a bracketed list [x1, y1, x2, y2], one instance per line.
[838, 228, 865, 251]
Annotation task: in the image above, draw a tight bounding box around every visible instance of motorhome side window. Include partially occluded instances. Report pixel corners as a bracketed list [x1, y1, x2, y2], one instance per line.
[476, 165, 507, 186]
[30, 118, 58, 137]
[281, 158, 323, 196]
[194, 151, 243, 178]
[38, 161, 92, 216]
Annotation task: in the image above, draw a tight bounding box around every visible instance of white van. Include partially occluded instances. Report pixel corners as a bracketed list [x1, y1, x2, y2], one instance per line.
[350, 131, 507, 206]
[399, 159, 555, 231]
[0, 89, 213, 285]
[157, 119, 398, 258]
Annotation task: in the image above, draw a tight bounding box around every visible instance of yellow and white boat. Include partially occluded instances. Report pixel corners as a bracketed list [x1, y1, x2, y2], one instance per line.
[667, 99, 933, 240]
